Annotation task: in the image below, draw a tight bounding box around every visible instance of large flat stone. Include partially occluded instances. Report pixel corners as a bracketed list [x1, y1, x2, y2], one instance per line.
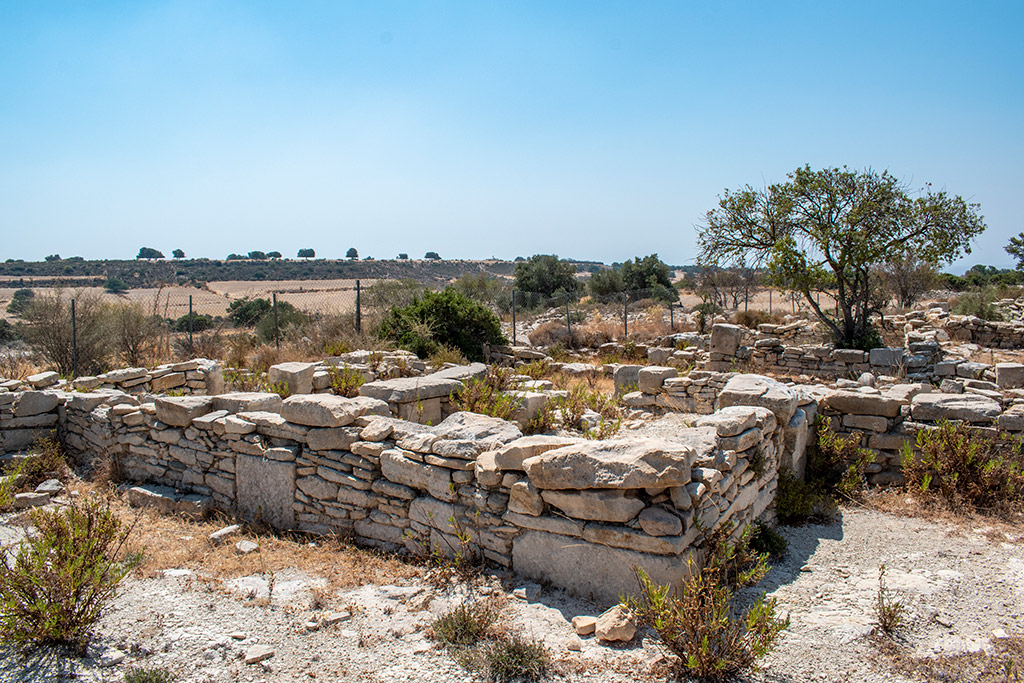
[638, 366, 677, 394]
[12, 391, 60, 417]
[280, 394, 362, 427]
[430, 363, 487, 381]
[432, 412, 523, 443]
[153, 396, 213, 427]
[717, 374, 797, 425]
[212, 392, 284, 413]
[996, 363, 1024, 390]
[910, 393, 1002, 423]
[523, 437, 697, 490]
[380, 449, 455, 502]
[710, 324, 743, 356]
[695, 406, 758, 437]
[359, 376, 465, 403]
[823, 389, 903, 417]
[540, 490, 645, 523]
[493, 435, 581, 470]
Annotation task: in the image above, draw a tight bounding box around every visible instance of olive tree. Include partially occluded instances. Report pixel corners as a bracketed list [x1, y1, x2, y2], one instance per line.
[1007, 232, 1024, 270]
[698, 166, 985, 348]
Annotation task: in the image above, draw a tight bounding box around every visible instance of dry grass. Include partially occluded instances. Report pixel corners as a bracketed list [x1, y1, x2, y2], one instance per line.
[877, 632, 1024, 683]
[72, 482, 423, 592]
[862, 489, 1024, 544]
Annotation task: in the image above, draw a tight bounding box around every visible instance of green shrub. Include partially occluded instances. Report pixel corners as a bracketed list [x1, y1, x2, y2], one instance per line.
[626, 525, 788, 680]
[952, 287, 1005, 321]
[326, 364, 366, 398]
[377, 288, 506, 362]
[451, 367, 519, 421]
[901, 420, 1024, 517]
[749, 522, 787, 559]
[873, 564, 906, 636]
[171, 313, 215, 333]
[481, 634, 548, 682]
[227, 297, 272, 327]
[0, 497, 140, 650]
[6, 288, 34, 315]
[774, 467, 830, 525]
[17, 434, 71, 489]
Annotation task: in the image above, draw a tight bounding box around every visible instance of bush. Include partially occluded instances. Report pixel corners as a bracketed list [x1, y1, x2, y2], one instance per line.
[430, 600, 500, 647]
[748, 522, 787, 559]
[23, 289, 111, 375]
[376, 288, 506, 362]
[952, 287, 1005, 321]
[326, 364, 366, 398]
[481, 634, 548, 682]
[452, 367, 519, 421]
[626, 525, 788, 680]
[110, 303, 164, 367]
[104, 277, 129, 293]
[171, 313, 215, 333]
[227, 298, 272, 327]
[0, 497, 139, 650]
[901, 420, 1024, 517]
[14, 434, 71, 490]
[514, 254, 580, 299]
[6, 288, 34, 315]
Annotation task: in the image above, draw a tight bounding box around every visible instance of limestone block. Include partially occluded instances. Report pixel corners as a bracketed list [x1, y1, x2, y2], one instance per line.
[433, 411, 523, 443]
[612, 365, 642, 394]
[637, 507, 683, 536]
[12, 391, 60, 417]
[280, 394, 361, 427]
[236, 454, 296, 530]
[710, 324, 743, 356]
[512, 529, 698, 603]
[397, 398, 442, 425]
[540, 490, 644, 523]
[996, 363, 1024, 390]
[696, 406, 758, 438]
[493, 435, 580, 471]
[638, 366, 678, 394]
[717, 374, 798, 425]
[150, 372, 186, 392]
[911, 393, 1001, 423]
[154, 396, 213, 427]
[380, 449, 455, 502]
[359, 376, 464, 403]
[268, 362, 318, 395]
[523, 437, 697, 490]
[212, 392, 284, 413]
[508, 480, 545, 516]
[823, 389, 902, 417]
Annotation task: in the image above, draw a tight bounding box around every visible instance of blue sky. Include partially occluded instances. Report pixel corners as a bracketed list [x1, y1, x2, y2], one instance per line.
[1, 1, 1021, 272]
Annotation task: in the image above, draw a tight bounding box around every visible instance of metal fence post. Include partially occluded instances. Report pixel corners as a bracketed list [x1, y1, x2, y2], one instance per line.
[188, 295, 194, 357]
[623, 292, 628, 340]
[355, 280, 362, 334]
[511, 290, 517, 346]
[272, 293, 280, 348]
[565, 294, 572, 346]
[71, 298, 78, 378]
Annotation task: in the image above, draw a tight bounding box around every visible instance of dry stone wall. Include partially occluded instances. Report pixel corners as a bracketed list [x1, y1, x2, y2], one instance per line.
[4, 378, 812, 603]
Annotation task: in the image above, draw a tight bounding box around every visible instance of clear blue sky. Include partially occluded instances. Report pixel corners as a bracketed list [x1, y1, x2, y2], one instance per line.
[1, 1, 1021, 272]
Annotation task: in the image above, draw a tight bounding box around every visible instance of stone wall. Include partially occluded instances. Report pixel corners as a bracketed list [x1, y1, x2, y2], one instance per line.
[28, 382, 812, 603]
[943, 315, 1024, 349]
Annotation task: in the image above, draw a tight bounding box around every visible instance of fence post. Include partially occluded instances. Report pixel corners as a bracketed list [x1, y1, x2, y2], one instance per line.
[355, 279, 362, 334]
[71, 298, 78, 378]
[511, 290, 517, 346]
[623, 292, 628, 340]
[272, 293, 280, 349]
[769, 289, 773, 315]
[188, 295, 194, 357]
[565, 294, 572, 346]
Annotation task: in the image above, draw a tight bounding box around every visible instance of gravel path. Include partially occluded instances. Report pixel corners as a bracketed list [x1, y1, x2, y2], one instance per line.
[1, 506, 1021, 682]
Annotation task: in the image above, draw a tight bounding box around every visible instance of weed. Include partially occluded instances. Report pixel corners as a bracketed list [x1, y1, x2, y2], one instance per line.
[0, 496, 140, 650]
[748, 522, 787, 559]
[451, 367, 519, 421]
[124, 666, 177, 683]
[774, 467, 834, 525]
[901, 421, 1024, 518]
[428, 344, 468, 368]
[481, 634, 549, 682]
[326, 364, 366, 398]
[518, 358, 552, 380]
[625, 524, 788, 680]
[430, 600, 500, 646]
[873, 564, 906, 636]
[14, 433, 71, 490]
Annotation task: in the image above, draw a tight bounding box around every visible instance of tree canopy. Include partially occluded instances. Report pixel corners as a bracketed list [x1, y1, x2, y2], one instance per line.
[376, 288, 506, 362]
[172, 248, 185, 259]
[514, 254, 580, 299]
[137, 247, 164, 260]
[297, 248, 315, 259]
[698, 165, 986, 348]
[589, 254, 676, 304]
[424, 251, 441, 260]
[346, 247, 359, 260]
[1007, 233, 1024, 270]
[267, 251, 282, 259]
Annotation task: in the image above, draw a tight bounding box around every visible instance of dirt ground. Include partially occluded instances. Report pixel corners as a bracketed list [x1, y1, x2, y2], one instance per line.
[1, 499, 1020, 683]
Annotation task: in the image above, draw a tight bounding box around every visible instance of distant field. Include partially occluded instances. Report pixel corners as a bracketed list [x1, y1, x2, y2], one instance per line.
[0, 279, 378, 322]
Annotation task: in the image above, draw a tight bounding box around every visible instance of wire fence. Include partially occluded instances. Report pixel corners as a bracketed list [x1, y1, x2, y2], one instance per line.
[2, 277, 841, 376]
